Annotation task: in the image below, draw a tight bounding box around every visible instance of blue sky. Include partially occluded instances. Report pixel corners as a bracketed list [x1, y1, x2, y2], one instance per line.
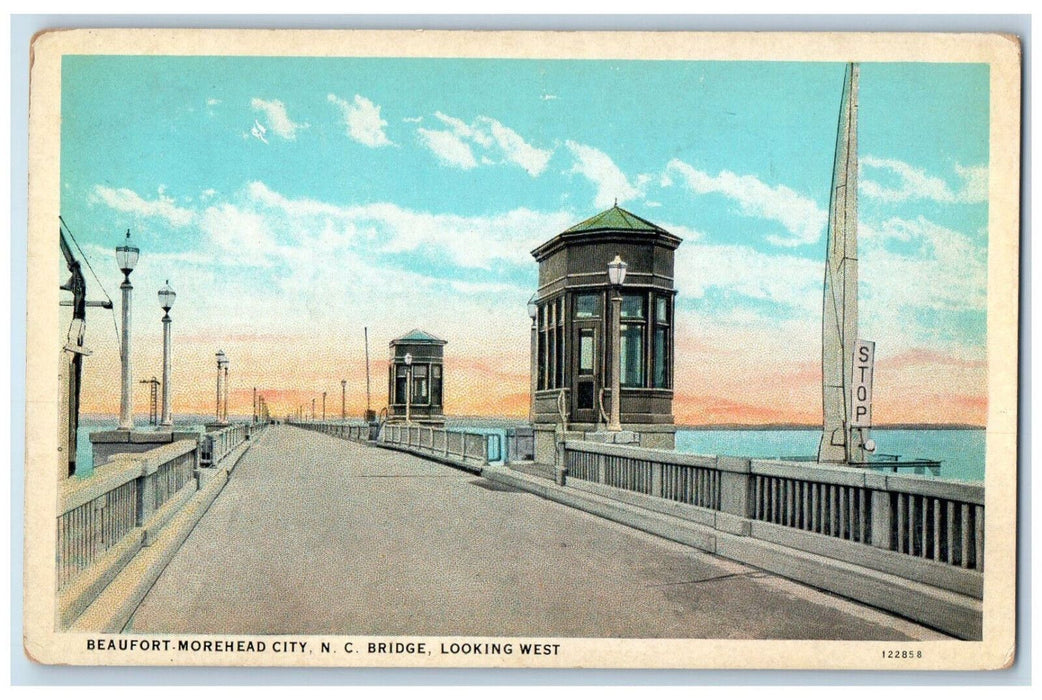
[60, 56, 990, 422]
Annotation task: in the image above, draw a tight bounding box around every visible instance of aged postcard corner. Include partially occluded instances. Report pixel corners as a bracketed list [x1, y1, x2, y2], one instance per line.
[23, 27, 1020, 671]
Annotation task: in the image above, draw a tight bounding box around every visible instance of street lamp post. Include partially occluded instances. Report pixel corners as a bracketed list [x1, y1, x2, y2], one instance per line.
[215, 350, 227, 425]
[322, 391, 327, 422]
[158, 281, 176, 428]
[311, 397, 316, 422]
[115, 230, 139, 431]
[252, 387, 257, 423]
[223, 357, 230, 424]
[404, 352, 413, 425]
[527, 294, 538, 424]
[607, 254, 628, 432]
[341, 379, 346, 421]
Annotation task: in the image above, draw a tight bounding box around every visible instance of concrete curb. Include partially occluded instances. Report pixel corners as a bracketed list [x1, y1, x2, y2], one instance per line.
[68, 430, 266, 633]
[483, 464, 981, 640]
[370, 441, 484, 474]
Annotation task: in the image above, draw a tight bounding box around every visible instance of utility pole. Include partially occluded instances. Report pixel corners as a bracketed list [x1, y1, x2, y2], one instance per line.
[364, 326, 372, 420]
[139, 377, 160, 426]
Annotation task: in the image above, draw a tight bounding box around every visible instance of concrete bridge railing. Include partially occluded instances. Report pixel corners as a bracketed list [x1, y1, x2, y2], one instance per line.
[290, 420, 376, 443]
[58, 439, 199, 594]
[381, 423, 494, 469]
[289, 420, 498, 471]
[57, 422, 266, 630]
[202, 423, 253, 466]
[563, 441, 984, 578]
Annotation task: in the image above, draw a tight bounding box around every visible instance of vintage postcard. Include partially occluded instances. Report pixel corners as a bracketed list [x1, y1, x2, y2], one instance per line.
[23, 29, 1020, 669]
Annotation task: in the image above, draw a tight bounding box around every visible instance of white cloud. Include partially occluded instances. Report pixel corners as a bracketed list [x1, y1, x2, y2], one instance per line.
[366, 204, 573, 269]
[665, 159, 827, 247]
[402, 116, 423, 123]
[860, 216, 987, 313]
[954, 164, 989, 202]
[250, 98, 308, 140]
[860, 156, 988, 204]
[199, 203, 280, 265]
[414, 112, 551, 177]
[89, 186, 195, 227]
[449, 279, 525, 295]
[241, 180, 573, 270]
[206, 98, 221, 106]
[327, 93, 392, 148]
[433, 111, 488, 145]
[564, 140, 641, 209]
[674, 241, 822, 314]
[481, 118, 552, 176]
[416, 128, 478, 169]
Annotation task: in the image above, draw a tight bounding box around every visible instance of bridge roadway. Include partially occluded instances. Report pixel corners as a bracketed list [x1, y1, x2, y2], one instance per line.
[128, 425, 947, 639]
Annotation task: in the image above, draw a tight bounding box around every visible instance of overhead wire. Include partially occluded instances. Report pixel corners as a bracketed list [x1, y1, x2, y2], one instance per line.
[59, 215, 121, 349]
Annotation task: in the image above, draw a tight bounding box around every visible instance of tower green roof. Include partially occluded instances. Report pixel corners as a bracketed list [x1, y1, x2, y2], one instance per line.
[563, 204, 669, 234]
[532, 204, 680, 261]
[391, 329, 447, 345]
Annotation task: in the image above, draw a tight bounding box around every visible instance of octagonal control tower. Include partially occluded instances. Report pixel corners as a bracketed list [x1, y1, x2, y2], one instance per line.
[529, 205, 681, 464]
[387, 329, 447, 425]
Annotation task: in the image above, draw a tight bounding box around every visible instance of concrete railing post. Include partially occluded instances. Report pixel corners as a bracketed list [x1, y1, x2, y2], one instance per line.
[193, 441, 202, 489]
[718, 457, 753, 516]
[651, 461, 663, 498]
[716, 457, 753, 536]
[135, 466, 155, 528]
[870, 490, 893, 550]
[597, 452, 606, 484]
[554, 441, 568, 486]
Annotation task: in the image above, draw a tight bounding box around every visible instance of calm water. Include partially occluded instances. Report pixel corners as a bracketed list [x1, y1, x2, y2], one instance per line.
[675, 429, 985, 483]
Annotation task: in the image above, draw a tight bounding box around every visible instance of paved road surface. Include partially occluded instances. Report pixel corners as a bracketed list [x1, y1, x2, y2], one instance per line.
[128, 425, 946, 640]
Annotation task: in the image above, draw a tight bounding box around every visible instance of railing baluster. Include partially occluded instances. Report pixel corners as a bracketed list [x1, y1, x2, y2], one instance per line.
[960, 503, 971, 568]
[859, 488, 868, 543]
[974, 504, 985, 571]
[897, 494, 907, 554]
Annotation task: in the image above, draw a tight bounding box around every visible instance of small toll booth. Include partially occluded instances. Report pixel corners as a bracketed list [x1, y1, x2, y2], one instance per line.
[529, 205, 681, 462]
[387, 329, 447, 424]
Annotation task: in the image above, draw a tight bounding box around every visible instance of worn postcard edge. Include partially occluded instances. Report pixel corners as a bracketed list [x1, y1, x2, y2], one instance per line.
[22, 28, 1022, 670]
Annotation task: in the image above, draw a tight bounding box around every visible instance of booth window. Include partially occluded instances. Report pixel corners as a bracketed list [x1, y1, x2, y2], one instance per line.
[621, 293, 645, 320]
[431, 364, 443, 406]
[412, 364, 429, 403]
[621, 324, 645, 387]
[575, 293, 601, 319]
[579, 329, 595, 375]
[537, 297, 566, 390]
[554, 297, 565, 389]
[652, 294, 671, 389]
[620, 294, 646, 387]
[537, 304, 547, 390]
[395, 365, 408, 404]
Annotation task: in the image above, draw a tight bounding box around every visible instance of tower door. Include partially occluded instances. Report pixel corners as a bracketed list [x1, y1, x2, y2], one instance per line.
[572, 323, 600, 425]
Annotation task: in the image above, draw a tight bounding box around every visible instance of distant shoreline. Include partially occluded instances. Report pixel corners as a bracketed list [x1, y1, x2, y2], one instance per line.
[80, 414, 986, 432]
